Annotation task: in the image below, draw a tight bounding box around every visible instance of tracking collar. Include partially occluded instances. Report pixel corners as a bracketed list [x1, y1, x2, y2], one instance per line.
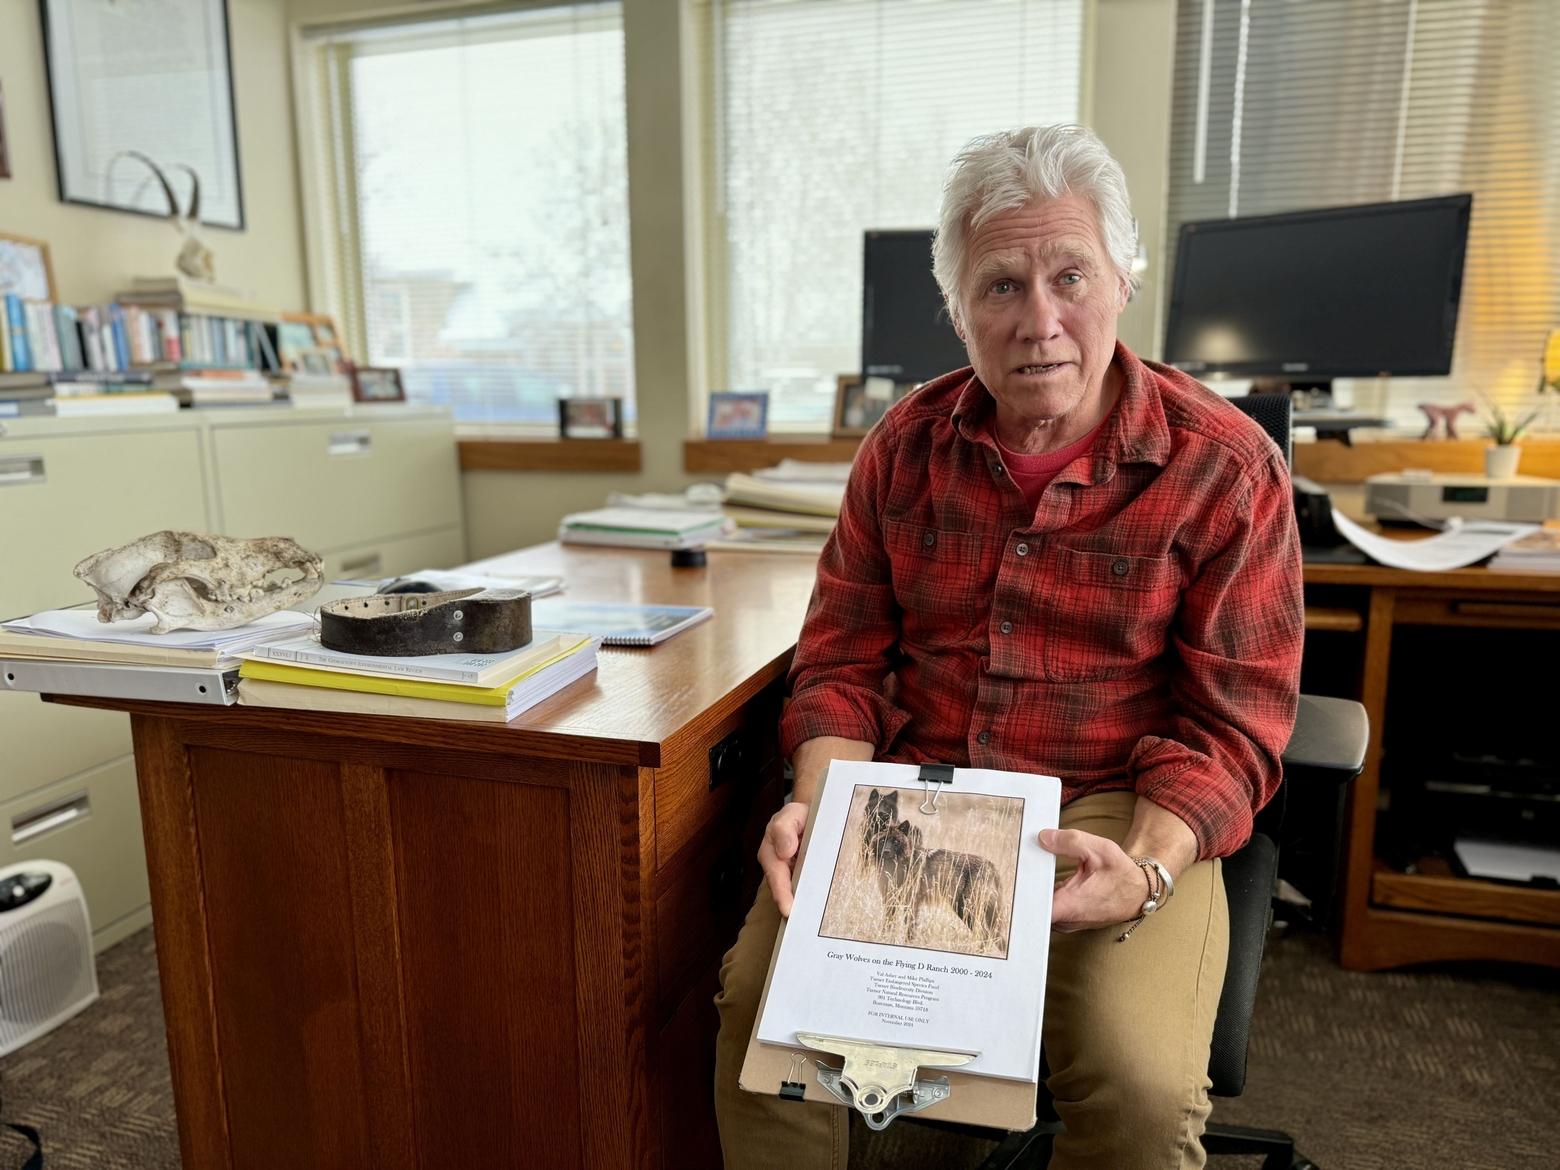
[318, 588, 533, 657]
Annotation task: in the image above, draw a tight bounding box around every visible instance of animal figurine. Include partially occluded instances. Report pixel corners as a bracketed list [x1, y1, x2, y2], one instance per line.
[1419, 401, 1475, 440]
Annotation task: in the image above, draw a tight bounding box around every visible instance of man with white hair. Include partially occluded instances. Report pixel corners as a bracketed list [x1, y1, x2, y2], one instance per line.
[714, 124, 1304, 1169]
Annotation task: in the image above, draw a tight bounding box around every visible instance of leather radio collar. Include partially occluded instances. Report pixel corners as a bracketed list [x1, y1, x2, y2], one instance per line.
[318, 588, 533, 657]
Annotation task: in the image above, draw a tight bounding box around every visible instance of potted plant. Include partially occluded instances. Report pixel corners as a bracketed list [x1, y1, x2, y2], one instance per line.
[1483, 401, 1538, 478]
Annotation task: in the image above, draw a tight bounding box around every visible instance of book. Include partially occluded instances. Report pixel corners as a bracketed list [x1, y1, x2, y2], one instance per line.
[723, 505, 836, 534]
[529, 601, 713, 646]
[752, 760, 1060, 1083]
[558, 506, 730, 551]
[723, 472, 844, 518]
[51, 391, 179, 416]
[706, 527, 828, 555]
[238, 634, 594, 705]
[241, 628, 577, 688]
[237, 640, 600, 722]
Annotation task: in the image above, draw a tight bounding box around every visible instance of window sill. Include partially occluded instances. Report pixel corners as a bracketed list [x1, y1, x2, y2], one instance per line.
[683, 434, 862, 473]
[458, 437, 642, 473]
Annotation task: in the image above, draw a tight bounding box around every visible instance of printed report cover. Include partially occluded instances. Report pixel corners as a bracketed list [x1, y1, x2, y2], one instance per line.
[756, 760, 1060, 1081]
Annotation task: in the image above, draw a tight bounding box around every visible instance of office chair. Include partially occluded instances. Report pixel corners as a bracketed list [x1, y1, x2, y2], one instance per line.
[921, 393, 1369, 1170]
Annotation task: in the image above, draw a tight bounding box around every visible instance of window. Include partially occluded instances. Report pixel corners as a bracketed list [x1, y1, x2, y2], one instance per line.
[1166, 0, 1560, 433]
[298, 3, 634, 428]
[696, 0, 1085, 431]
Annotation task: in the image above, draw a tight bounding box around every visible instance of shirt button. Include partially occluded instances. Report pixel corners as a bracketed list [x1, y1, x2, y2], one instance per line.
[976, 730, 992, 746]
[1112, 558, 1130, 577]
[999, 620, 1013, 635]
[923, 531, 937, 548]
[1015, 542, 1030, 557]
[992, 463, 1005, 477]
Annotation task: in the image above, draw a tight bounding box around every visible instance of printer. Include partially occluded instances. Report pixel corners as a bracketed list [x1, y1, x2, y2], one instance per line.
[1364, 470, 1560, 526]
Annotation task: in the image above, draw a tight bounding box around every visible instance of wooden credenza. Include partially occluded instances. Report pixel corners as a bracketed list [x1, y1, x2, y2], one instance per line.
[51, 544, 817, 1170]
[1304, 560, 1560, 972]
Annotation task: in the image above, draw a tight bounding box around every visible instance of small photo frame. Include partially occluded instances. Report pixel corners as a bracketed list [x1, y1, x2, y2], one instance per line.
[707, 390, 770, 440]
[281, 312, 347, 372]
[350, 366, 406, 403]
[832, 374, 909, 438]
[0, 231, 57, 302]
[559, 396, 624, 439]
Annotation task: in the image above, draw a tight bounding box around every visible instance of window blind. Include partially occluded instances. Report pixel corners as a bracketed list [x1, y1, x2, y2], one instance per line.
[696, 0, 1085, 431]
[1166, 0, 1560, 434]
[299, 3, 634, 427]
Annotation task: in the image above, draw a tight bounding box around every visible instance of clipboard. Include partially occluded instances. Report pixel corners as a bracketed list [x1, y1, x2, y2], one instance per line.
[740, 763, 1041, 1132]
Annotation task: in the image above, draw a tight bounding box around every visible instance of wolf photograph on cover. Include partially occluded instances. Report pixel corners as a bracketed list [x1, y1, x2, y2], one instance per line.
[818, 785, 1021, 959]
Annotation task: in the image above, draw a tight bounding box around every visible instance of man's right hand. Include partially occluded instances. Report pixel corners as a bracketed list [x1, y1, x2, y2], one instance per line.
[758, 801, 810, 917]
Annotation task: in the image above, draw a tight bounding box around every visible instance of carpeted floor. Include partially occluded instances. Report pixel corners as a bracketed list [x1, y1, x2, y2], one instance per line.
[0, 924, 1555, 1168]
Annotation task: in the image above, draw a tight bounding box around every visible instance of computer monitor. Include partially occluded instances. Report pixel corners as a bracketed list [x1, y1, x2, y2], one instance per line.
[1162, 194, 1473, 399]
[860, 230, 969, 385]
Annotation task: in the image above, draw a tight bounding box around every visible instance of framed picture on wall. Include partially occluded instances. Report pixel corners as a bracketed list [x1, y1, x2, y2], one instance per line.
[39, 0, 245, 228]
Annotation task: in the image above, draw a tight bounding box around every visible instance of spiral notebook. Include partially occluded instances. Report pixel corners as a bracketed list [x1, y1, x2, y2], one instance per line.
[528, 601, 713, 646]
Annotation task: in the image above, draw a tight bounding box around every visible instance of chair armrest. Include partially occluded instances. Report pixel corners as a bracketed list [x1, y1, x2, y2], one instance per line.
[1282, 694, 1368, 780]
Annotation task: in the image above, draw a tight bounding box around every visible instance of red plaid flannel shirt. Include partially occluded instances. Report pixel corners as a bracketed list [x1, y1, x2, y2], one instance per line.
[780, 343, 1303, 859]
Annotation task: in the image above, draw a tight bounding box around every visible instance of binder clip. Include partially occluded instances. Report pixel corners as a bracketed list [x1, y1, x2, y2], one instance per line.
[794, 1033, 975, 1131]
[918, 762, 954, 815]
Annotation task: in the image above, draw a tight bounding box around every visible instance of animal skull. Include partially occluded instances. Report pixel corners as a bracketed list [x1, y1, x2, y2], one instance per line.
[74, 532, 323, 633]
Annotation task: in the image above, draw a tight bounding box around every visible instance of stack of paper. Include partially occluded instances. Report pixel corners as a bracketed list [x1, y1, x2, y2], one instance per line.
[558, 506, 731, 550]
[236, 629, 600, 722]
[0, 608, 314, 706]
[711, 465, 846, 554]
[1488, 527, 1560, 571]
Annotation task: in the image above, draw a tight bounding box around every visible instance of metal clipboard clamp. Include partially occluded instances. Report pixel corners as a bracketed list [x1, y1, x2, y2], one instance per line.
[792, 1033, 976, 1130]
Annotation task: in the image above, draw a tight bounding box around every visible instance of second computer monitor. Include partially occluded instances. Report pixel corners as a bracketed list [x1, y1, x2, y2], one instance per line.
[860, 229, 969, 386]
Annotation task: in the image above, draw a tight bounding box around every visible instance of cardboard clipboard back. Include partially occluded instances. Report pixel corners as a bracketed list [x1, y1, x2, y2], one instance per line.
[737, 774, 1039, 1132]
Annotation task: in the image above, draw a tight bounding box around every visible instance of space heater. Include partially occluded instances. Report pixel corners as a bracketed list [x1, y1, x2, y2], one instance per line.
[0, 860, 99, 1057]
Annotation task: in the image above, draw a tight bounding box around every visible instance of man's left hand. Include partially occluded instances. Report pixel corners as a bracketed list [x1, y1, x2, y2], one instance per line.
[1040, 828, 1154, 932]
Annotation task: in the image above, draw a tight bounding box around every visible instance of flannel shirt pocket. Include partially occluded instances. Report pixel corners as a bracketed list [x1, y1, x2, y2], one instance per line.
[883, 518, 985, 631]
[1042, 545, 1181, 682]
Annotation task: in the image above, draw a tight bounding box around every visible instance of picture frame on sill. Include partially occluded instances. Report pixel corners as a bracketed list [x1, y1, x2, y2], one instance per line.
[707, 390, 770, 440]
[0, 231, 57, 302]
[559, 397, 624, 439]
[832, 374, 909, 439]
[350, 366, 406, 403]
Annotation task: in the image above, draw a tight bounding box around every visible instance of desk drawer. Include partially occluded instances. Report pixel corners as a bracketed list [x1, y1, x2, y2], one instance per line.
[0, 694, 129, 805]
[0, 757, 150, 944]
[0, 428, 207, 618]
[1395, 593, 1560, 629]
[211, 416, 459, 551]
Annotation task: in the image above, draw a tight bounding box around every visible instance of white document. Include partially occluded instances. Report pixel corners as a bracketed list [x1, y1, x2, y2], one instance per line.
[6, 607, 311, 648]
[1331, 509, 1538, 572]
[1453, 838, 1560, 885]
[757, 761, 1060, 1082]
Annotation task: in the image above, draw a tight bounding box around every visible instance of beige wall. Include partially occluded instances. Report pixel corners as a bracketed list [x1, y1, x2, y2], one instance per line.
[1085, 0, 1177, 360]
[0, 0, 307, 309]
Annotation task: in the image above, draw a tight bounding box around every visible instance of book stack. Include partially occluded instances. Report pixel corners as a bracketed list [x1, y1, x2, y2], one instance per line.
[1488, 526, 1560, 571]
[236, 630, 601, 723]
[0, 370, 53, 418]
[174, 368, 277, 407]
[0, 608, 316, 706]
[558, 506, 731, 550]
[708, 462, 847, 553]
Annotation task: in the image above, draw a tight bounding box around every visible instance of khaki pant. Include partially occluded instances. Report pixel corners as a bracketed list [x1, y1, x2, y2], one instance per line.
[713, 790, 1229, 1170]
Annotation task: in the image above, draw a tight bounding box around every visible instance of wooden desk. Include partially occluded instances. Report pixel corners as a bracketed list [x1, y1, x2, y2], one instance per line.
[1303, 560, 1560, 972]
[51, 545, 820, 1170]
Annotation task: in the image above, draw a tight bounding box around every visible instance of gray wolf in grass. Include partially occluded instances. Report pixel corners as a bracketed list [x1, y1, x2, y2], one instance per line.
[860, 789, 1003, 946]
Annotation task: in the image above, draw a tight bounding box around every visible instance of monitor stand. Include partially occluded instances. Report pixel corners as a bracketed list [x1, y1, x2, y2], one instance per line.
[1252, 377, 1389, 447]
